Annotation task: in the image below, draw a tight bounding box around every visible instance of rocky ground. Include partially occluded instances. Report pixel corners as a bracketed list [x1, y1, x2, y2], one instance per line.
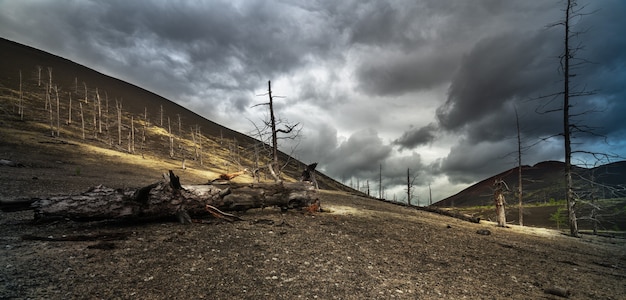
[1, 132, 625, 299]
[1, 186, 625, 299]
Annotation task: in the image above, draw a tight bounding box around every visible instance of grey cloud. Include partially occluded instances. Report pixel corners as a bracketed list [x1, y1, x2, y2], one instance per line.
[436, 29, 560, 132]
[324, 128, 393, 180]
[356, 50, 459, 96]
[393, 123, 438, 150]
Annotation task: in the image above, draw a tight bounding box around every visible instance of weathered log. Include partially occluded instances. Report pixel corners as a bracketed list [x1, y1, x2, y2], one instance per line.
[416, 206, 481, 224]
[27, 171, 318, 222]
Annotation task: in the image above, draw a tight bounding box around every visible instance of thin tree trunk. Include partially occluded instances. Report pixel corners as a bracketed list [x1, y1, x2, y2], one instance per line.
[198, 127, 203, 166]
[79, 102, 85, 139]
[407, 168, 411, 206]
[515, 106, 523, 226]
[55, 85, 60, 137]
[563, 0, 578, 237]
[18, 70, 23, 120]
[96, 88, 102, 134]
[268, 81, 280, 181]
[168, 117, 174, 158]
[68, 92, 72, 125]
[117, 99, 122, 145]
[83, 82, 88, 103]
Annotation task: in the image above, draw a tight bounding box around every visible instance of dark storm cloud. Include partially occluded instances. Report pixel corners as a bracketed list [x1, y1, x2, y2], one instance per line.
[324, 128, 393, 180]
[356, 50, 459, 96]
[393, 123, 438, 150]
[0, 0, 345, 105]
[436, 29, 560, 132]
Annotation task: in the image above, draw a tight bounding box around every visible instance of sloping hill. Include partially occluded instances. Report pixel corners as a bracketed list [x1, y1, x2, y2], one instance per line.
[0, 37, 351, 192]
[433, 160, 626, 208]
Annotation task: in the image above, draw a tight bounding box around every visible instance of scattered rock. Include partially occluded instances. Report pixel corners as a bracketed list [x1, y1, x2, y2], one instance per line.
[544, 286, 571, 298]
[476, 229, 491, 235]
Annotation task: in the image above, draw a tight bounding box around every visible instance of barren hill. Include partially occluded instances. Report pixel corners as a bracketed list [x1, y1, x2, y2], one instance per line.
[0, 37, 350, 192]
[434, 160, 626, 208]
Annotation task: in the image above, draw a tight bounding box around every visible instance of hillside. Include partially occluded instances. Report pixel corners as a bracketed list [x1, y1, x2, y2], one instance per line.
[433, 161, 626, 208]
[0, 37, 350, 192]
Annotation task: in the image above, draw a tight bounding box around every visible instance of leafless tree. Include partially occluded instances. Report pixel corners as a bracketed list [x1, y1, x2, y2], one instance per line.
[18, 70, 24, 120]
[515, 106, 524, 226]
[79, 102, 85, 140]
[168, 116, 174, 158]
[543, 0, 605, 236]
[67, 92, 72, 125]
[116, 99, 122, 145]
[406, 168, 418, 206]
[251, 80, 301, 182]
[54, 85, 60, 137]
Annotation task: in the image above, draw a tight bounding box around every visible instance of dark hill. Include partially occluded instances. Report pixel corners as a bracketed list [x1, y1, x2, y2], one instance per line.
[433, 160, 626, 207]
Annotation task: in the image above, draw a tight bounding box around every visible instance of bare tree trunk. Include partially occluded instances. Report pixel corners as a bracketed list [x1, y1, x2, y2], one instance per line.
[104, 92, 109, 134]
[18, 70, 24, 120]
[379, 164, 382, 199]
[198, 127, 203, 166]
[268, 81, 280, 181]
[92, 93, 97, 138]
[515, 106, 523, 226]
[494, 179, 508, 227]
[55, 85, 60, 137]
[129, 116, 135, 153]
[116, 99, 122, 145]
[79, 102, 85, 140]
[83, 82, 88, 104]
[563, 0, 578, 237]
[68, 92, 72, 125]
[37, 65, 42, 87]
[428, 184, 432, 206]
[160, 105, 163, 127]
[191, 126, 198, 159]
[406, 169, 410, 205]
[168, 117, 174, 158]
[96, 88, 102, 134]
[47, 84, 53, 136]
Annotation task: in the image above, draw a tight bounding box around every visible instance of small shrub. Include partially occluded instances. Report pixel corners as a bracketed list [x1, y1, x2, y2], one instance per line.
[549, 206, 567, 230]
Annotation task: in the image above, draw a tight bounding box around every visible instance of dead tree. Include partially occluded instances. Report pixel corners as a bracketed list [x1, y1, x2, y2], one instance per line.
[9, 171, 318, 223]
[300, 162, 319, 189]
[493, 178, 509, 227]
[252, 80, 301, 182]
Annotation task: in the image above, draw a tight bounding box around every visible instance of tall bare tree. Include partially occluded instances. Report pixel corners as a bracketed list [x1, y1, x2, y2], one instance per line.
[252, 80, 301, 182]
[406, 168, 418, 206]
[515, 106, 524, 226]
[547, 0, 600, 237]
[18, 70, 24, 120]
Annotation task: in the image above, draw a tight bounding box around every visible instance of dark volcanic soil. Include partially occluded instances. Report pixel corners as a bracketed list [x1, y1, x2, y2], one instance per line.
[1, 133, 625, 299]
[2, 187, 626, 299]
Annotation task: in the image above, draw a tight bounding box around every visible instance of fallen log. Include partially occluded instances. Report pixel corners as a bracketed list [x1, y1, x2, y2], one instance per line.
[416, 206, 481, 224]
[23, 170, 317, 223]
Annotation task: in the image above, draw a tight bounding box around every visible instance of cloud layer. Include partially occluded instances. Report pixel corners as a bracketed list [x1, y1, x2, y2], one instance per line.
[2, 0, 625, 202]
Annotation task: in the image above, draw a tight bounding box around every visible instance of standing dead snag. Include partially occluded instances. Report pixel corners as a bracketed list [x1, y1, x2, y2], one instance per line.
[300, 162, 319, 189]
[493, 178, 509, 227]
[26, 171, 318, 223]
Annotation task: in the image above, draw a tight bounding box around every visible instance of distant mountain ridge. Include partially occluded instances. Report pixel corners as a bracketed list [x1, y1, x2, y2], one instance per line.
[433, 160, 626, 207]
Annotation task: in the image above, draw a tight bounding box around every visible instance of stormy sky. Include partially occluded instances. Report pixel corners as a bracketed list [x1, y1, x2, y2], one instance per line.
[1, 0, 625, 203]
